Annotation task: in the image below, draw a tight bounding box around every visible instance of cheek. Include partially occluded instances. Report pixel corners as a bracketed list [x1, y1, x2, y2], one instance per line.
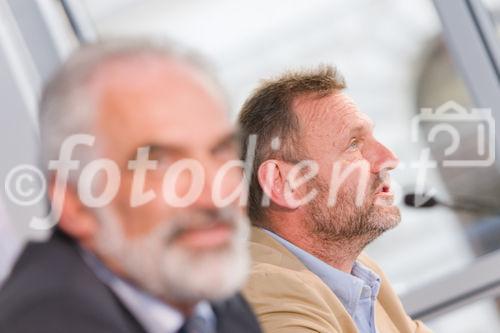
[114, 202, 169, 239]
[339, 174, 362, 196]
[214, 167, 244, 201]
[110, 173, 172, 239]
[117, 200, 167, 239]
[329, 161, 371, 195]
[168, 170, 197, 198]
[143, 167, 202, 202]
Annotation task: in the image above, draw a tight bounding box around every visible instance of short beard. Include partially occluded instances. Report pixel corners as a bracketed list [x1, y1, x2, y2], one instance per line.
[307, 176, 400, 250]
[93, 207, 250, 305]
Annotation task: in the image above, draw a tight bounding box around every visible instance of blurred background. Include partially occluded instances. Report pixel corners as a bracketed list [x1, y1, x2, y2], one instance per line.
[1, 0, 500, 331]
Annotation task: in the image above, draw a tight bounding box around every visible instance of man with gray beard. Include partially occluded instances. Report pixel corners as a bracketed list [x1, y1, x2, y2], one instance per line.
[0, 39, 261, 333]
[239, 66, 432, 333]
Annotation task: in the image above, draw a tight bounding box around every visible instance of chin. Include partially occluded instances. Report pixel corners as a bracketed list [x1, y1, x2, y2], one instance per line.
[371, 205, 401, 231]
[94, 206, 251, 304]
[158, 238, 250, 303]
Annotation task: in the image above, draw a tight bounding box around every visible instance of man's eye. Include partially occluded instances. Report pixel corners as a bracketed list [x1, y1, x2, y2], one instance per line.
[213, 142, 237, 159]
[348, 138, 360, 151]
[149, 154, 171, 168]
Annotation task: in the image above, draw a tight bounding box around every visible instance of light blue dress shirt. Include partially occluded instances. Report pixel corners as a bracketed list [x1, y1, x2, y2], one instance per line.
[264, 230, 381, 333]
[80, 249, 216, 333]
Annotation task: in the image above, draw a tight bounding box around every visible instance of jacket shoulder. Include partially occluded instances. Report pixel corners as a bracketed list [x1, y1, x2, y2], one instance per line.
[0, 288, 129, 333]
[244, 263, 345, 333]
[0, 234, 145, 333]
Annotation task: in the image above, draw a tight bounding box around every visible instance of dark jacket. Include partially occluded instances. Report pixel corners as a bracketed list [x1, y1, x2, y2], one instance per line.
[0, 231, 261, 333]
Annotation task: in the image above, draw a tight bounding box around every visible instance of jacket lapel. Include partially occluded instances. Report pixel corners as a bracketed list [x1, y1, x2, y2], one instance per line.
[211, 293, 262, 333]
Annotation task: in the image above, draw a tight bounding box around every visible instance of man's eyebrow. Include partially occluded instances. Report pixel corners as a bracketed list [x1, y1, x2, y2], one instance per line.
[347, 120, 374, 137]
[126, 143, 184, 161]
[348, 125, 364, 135]
[149, 143, 185, 154]
[125, 131, 238, 162]
[212, 131, 239, 151]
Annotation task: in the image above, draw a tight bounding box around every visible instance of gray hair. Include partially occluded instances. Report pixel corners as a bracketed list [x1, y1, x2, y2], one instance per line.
[39, 38, 221, 182]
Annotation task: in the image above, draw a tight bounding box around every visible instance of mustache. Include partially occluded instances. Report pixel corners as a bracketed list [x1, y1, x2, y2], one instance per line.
[166, 207, 240, 242]
[370, 171, 389, 193]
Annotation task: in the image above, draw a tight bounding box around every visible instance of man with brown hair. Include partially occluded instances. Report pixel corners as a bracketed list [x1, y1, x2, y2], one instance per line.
[239, 66, 431, 333]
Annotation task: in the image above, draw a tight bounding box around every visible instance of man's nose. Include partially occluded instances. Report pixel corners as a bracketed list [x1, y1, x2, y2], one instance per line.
[193, 162, 218, 210]
[369, 141, 399, 174]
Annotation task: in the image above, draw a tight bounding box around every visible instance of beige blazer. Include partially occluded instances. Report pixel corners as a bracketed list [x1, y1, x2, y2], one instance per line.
[243, 227, 432, 333]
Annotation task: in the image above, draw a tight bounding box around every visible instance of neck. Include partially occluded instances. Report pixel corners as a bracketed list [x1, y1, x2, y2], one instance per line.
[169, 301, 197, 317]
[270, 224, 370, 273]
[303, 235, 367, 273]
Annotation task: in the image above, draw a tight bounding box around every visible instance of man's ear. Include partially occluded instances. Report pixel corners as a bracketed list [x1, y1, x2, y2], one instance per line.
[49, 179, 98, 242]
[257, 159, 298, 209]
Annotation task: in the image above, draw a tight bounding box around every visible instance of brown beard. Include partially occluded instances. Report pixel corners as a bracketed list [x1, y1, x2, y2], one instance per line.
[305, 174, 400, 248]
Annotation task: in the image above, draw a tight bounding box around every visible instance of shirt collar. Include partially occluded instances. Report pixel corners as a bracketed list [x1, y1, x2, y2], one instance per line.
[264, 229, 381, 316]
[79, 248, 216, 333]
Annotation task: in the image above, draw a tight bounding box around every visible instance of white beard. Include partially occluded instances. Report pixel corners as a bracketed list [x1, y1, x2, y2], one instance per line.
[93, 207, 250, 304]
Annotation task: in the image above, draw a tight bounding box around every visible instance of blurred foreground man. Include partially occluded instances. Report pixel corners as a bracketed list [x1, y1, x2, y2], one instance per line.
[0, 40, 261, 333]
[239, 67, 432, 333]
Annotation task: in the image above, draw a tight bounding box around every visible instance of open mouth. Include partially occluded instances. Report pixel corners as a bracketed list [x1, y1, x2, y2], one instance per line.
[375, 183, 392, 196]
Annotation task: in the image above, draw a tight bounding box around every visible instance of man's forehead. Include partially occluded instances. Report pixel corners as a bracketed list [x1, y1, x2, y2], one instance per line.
[294, 91, 372, 131]
[89, 55, 231, 154]
[90, 55, 210, 94]
[349, 111, 374, 129]
[90, 54, 226, 114]
[94, 81, 229, 131]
